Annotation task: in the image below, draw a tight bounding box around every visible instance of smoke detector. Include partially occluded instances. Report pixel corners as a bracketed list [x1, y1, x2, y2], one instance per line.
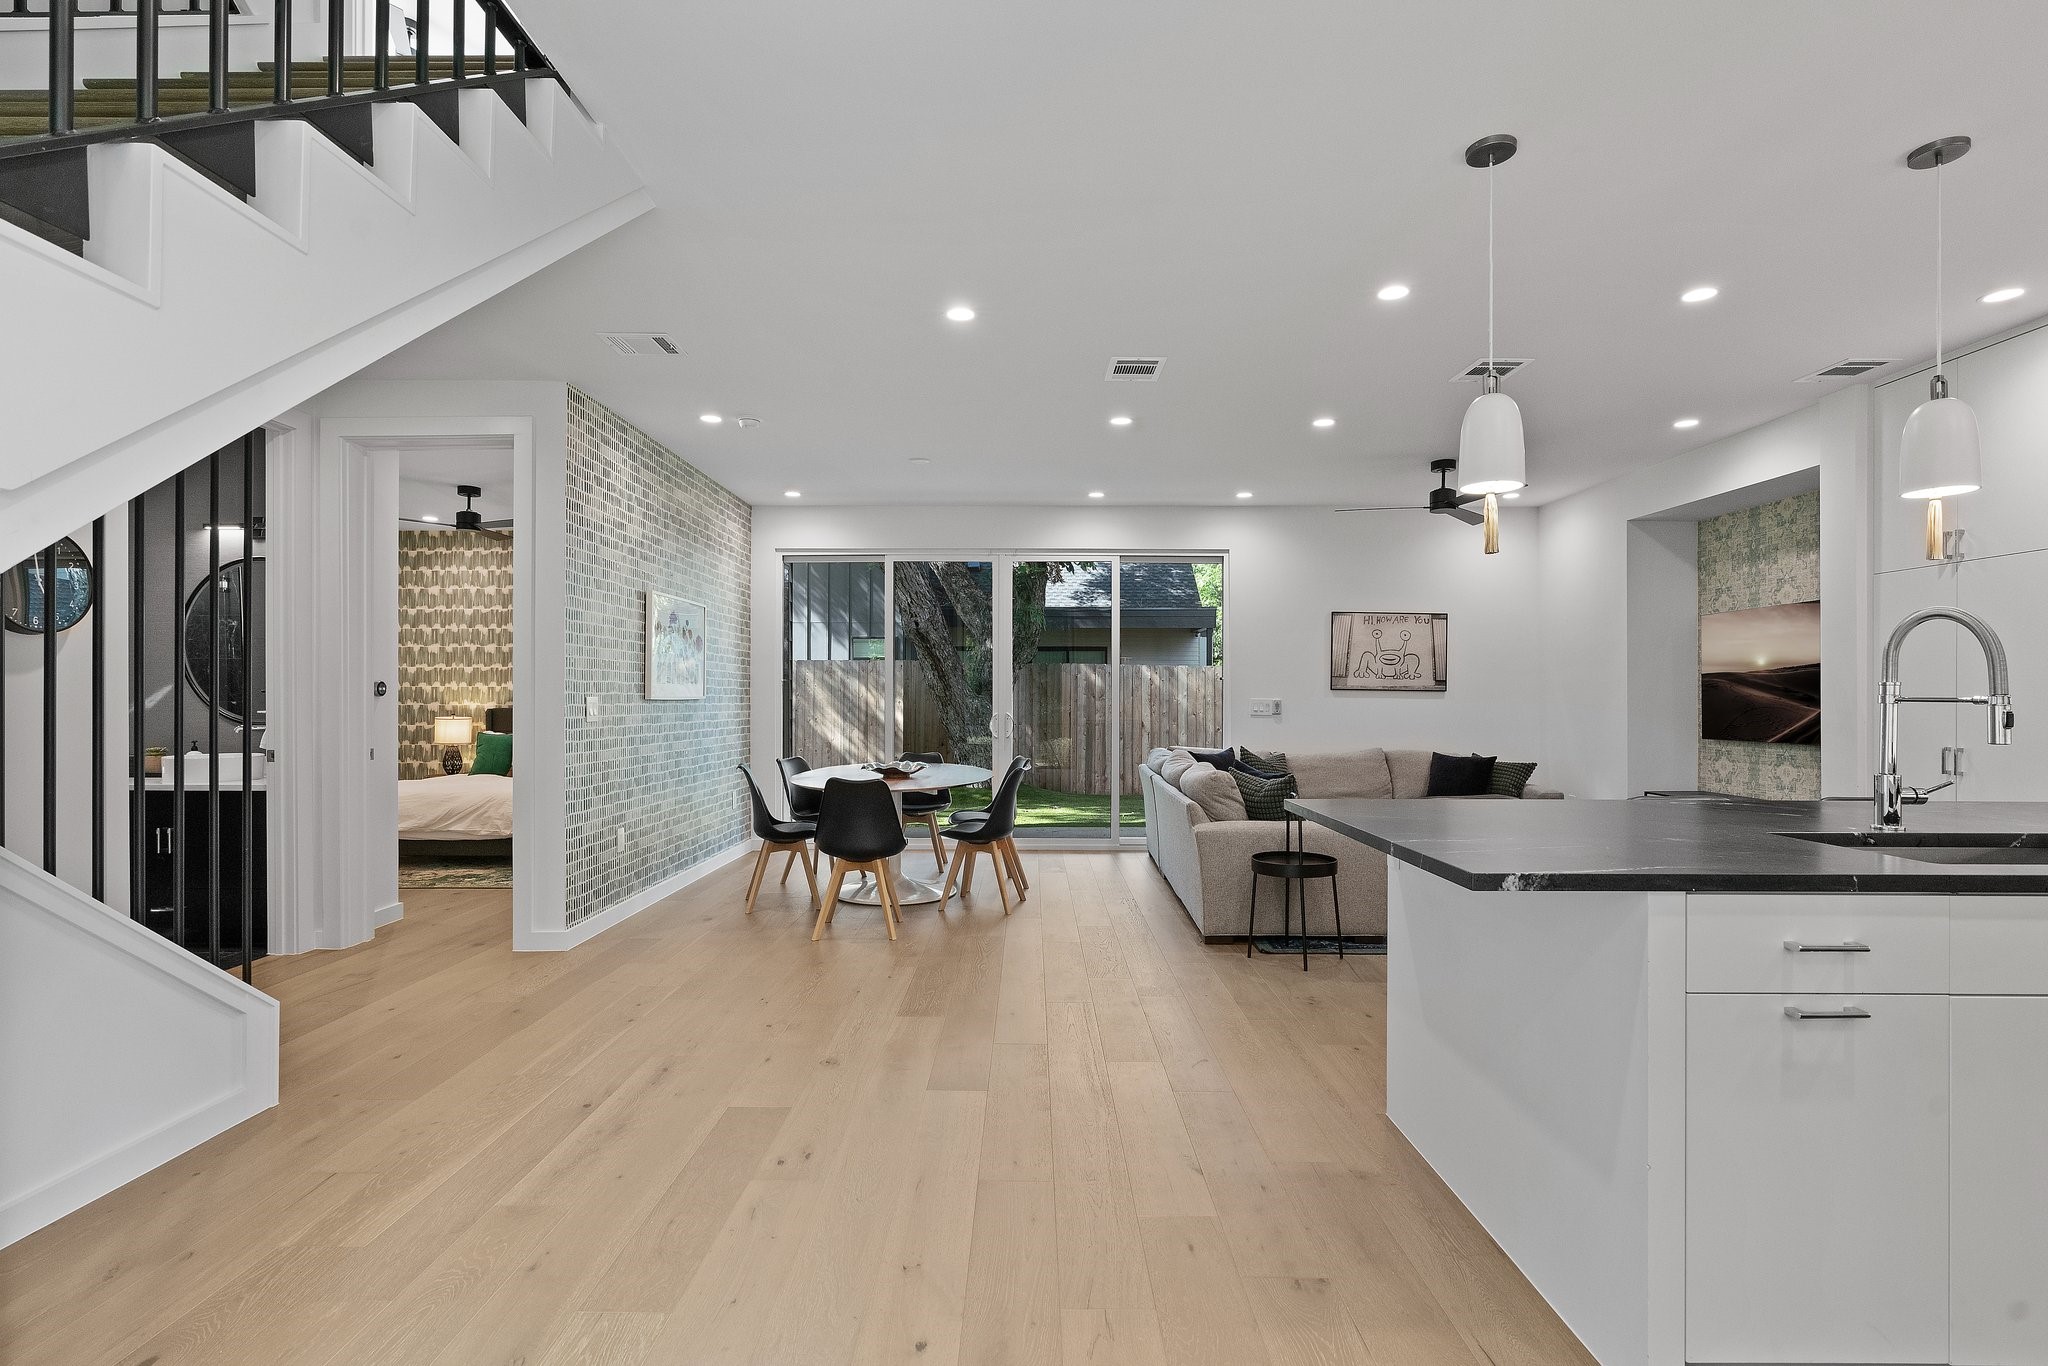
[598, 332, 683, 357]
[1105, 357, 1164, 380]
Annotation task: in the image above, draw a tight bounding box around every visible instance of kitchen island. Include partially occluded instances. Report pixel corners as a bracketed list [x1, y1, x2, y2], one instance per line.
[1289, 795, 2048, 1366]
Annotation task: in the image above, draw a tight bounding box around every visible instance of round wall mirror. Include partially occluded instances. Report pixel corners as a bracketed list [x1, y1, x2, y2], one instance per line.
[2, 537, 94, 634]
[182, 558, 266, 726]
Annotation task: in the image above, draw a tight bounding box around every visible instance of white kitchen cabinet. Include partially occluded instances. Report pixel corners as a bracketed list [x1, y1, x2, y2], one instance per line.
[1875, 562, 1963, 800]
[1686, 992, 1951, 1364]
[1938, 324, 2048, 561]
[1954, 549, 2046, 801]
[1951, 995, 2048, 1365]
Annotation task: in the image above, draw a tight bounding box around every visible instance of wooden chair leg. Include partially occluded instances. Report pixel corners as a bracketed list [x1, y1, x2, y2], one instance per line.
[993, 847, 1014, 915]
[940, 843, 966, 903]
[798, 843, 821, 910]
[876, 864, 900, 941]
[779, 847, 799, 885]
[744, 844, 773, 913]
[812, 860, 846, 941]
[998, 839, 1026, 900]
[927, 817, 945, 865]
[961, 846, 978, 895]
[1006, 838, 1030, 890]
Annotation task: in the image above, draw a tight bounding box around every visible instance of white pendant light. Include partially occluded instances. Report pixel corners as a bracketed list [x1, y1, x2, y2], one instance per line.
[1899, 135, 1981, 561]
[1457, 134, 1525, 554]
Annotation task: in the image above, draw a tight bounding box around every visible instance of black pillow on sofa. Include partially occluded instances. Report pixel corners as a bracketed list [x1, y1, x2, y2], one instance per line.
[1426, 752, 1497, 797]
[1185, 746, 1238, 772]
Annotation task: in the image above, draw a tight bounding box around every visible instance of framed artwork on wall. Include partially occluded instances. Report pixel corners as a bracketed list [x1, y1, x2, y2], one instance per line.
[1330, 612, 1449, 692]
[646, 590, 706, 700]
[1700, 600, 1820, 744]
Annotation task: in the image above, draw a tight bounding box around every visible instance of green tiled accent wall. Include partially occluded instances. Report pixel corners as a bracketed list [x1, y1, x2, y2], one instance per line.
[563, 388, 752, 926]
[398, 530, 514, 781]
[1698, 490, 1821, 799]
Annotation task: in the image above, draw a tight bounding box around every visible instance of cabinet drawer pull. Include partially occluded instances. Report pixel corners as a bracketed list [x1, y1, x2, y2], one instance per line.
[1783, 939, 1872, 953]
[1784, 1005, 1872, 1021]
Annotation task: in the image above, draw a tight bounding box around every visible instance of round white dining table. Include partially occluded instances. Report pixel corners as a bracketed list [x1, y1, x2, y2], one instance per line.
[788, 762, 994, 906]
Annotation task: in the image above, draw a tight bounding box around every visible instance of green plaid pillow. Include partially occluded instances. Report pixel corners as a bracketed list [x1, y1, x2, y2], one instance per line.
[1489, 760, 1538, 797]
[1233, 767, 1298, 820]
[1238, 748, 1290, 778]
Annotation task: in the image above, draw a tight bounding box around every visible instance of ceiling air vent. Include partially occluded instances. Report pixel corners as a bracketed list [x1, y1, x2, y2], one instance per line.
[1105, 357, 1164, 380]
[599, 332, 683, 357]
[1794, 357, 1898, 382]
[1451, 357, 1533, 382]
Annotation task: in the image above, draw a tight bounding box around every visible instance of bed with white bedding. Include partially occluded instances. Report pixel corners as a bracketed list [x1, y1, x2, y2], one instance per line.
[398, 773, 514, 843]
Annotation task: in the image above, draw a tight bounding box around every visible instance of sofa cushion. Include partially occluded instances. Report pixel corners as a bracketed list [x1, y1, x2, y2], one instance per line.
[1426, 752, 1497, 796]
[1291, 748, 1394, 800]
[1233, 767, 1298, 820]
[1386, 749, 1433, 798]
[1143, 747, 1175, 776]
[1489, 760, 1539, 797]
[1159, 750, 1200, 790]
[1181, 763, 1249, 822]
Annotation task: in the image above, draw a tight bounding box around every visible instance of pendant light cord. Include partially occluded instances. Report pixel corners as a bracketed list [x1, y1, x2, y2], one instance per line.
[1487, 155, 1496, 374]
[1934, 154, 1945, 376]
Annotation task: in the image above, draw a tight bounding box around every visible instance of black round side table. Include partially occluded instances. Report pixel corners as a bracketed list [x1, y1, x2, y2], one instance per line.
[1248, 826, 1343, 971]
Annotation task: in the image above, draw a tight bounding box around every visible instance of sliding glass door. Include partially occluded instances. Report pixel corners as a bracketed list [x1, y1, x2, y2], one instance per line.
[782, 552, 1224, 843]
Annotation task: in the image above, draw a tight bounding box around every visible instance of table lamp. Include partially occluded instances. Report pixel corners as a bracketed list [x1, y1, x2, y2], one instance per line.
[433, 715, 474, 775]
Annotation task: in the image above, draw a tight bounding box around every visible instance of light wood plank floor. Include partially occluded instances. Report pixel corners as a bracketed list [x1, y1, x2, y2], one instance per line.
[0, 850, 1593, 1366]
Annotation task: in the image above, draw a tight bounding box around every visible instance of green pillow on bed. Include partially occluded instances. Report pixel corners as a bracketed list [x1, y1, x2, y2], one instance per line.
[471, 730, 512, 776]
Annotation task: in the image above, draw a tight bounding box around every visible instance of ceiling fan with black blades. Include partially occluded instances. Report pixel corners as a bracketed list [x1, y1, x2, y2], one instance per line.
[1334, 458, 1488, 526]
[400, 484, 513, 538]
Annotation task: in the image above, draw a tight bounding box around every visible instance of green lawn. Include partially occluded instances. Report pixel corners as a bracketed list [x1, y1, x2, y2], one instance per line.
[939, 784, 1140, 829]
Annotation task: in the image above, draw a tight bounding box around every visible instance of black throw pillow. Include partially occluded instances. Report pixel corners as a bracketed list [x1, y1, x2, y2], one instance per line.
[1186, 746, 1238, 772]
[1426, 752, 1497, 797]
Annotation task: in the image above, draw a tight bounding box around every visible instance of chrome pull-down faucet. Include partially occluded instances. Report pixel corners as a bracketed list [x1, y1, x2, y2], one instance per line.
[1875, 607, 2015, 828]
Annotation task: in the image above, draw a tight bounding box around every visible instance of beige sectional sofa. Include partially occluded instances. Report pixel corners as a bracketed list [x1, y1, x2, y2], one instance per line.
[1138, 747, 1562, 941]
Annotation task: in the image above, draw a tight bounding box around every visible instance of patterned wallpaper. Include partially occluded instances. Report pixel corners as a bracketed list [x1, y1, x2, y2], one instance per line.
[398, 530, 514, 780]
[563, 388, 751, 926]
[1698, 490, 1821, 799]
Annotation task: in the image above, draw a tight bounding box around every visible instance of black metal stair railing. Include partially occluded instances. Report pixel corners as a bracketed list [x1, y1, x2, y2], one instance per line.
[0, 0, 555, 248]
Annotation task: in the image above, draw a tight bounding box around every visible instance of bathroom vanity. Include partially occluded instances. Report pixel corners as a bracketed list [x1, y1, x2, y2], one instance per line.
[1290, 794, 2048, 1366]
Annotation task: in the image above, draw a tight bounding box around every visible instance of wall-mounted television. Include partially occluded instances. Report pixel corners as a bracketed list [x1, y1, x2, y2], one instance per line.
[1700, 600, 1820, 745]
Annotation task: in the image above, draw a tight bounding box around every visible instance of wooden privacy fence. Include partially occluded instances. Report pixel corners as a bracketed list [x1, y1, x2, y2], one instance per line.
[789, 660, 1223, 795]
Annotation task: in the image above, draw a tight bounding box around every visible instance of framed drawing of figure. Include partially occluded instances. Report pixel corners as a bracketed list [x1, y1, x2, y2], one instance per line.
[647, 590, 707, 700]
[1330, 612, 1448, 692]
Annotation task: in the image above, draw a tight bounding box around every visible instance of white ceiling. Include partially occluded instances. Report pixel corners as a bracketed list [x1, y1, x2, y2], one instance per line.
[398, 444, 514, 526]
[367, 1, 2048, 509]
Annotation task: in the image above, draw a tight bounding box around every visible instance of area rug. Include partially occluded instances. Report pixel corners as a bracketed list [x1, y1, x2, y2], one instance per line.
[400, 857, 513, 889]
[1250, 935, 1387, 956]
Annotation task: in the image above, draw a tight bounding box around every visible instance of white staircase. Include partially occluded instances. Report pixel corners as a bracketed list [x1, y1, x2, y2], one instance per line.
[0, 72, 649, 568]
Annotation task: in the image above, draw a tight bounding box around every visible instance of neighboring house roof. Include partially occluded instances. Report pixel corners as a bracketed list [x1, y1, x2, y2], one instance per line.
[1042, 562, 1216, 631]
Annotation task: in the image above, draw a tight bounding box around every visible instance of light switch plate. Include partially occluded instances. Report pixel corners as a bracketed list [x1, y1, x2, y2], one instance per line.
[1249, 698, 1281, 717]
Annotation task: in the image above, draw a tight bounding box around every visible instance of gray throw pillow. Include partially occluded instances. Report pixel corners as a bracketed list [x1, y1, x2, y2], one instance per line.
[1181, 763, 1249, 821]
[1489, 760, 1538, 797]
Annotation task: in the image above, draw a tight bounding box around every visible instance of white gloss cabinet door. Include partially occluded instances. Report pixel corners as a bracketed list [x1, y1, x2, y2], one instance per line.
[1686, 994, 1950, 1364]
[1952, 996, 2048, 1366]
[1955, 549, 2046, 801]
[1942, 323, 2048, 561]
[1875, 562, 1962, 800]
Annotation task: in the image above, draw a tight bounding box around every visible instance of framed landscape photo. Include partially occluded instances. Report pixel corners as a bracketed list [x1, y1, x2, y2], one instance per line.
[646, 590, 707, 700]
[1700, 600, 1820, 744]
[1331, 612, 1449, 692]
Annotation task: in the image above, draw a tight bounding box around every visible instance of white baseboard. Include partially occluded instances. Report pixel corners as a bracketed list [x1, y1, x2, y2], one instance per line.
[374, 900, 404, 927]
[516, 840, 751, 952]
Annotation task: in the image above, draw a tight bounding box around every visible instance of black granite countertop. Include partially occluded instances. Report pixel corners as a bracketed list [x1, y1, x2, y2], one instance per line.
[1286, 796, 2048, 893]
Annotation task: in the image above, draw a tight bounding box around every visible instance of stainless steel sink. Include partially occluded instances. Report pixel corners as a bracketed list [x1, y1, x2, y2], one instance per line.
[1779, 831, 2048, 865]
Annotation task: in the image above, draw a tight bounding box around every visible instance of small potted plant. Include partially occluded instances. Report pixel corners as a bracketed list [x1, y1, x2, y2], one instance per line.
[143, 746, 168, 777]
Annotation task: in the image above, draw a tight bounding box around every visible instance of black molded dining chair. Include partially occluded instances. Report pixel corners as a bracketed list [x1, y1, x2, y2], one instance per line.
[812, 776, 910, 941]
[940, 758, 1028, 913]
[739, 763, 819, 914]
[946, 755, 1031, 896]
[898, 750, 949, 864]
[775, 755, 821, 887]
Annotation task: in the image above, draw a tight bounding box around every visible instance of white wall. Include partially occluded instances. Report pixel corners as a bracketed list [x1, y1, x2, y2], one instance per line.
[750, 503, 1549, 783]
[1536, 385, 1872, 799]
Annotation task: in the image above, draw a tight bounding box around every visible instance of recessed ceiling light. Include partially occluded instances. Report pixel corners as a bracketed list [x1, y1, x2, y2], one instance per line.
[783, 490, 801, 498]
[1680, 286, 1719, 303]
[1312, 417, 1336, 429]
[1673, 417, 1701, 429]
[420, 514, 440, 522]
[1501, 491, 1522, 499]
[1376, 283, 1410, 301]
[1235, 491, 1254, 499]
[700, 413, 722, 424]
[1981, 287, 2026, 304]
[1087, 490, 1105, 499]
[1108, 415, 1133, 427]
[945, 305, 976, 322]
[908, 457, 932, 467]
